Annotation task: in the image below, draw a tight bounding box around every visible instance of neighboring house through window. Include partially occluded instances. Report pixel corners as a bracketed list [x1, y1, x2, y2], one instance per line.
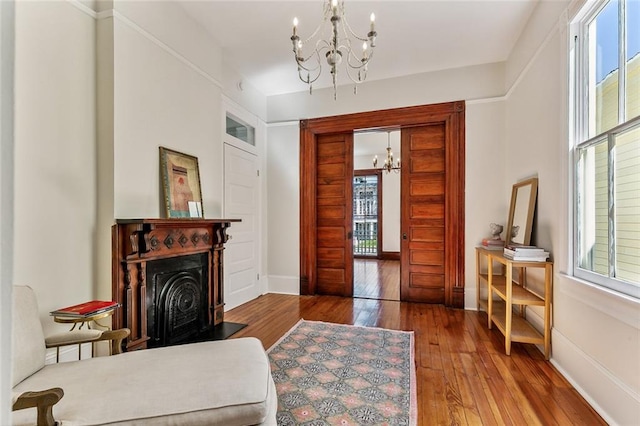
[571, 0, 640, 297]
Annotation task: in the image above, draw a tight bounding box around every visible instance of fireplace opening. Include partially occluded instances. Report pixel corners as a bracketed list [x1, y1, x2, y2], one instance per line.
[146, 253, 209, 348]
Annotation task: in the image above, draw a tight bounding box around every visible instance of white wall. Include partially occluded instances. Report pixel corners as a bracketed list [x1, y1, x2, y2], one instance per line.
[14, 0, 97, 335]
[266, 122, 300, 294]
[503, 2, 640, 423]
[266, 63, 507, 305]
[0, 0, 15, 422]
[222, 63, 267, 123]
[268, 62, 505, 123]
[108, 1, 223, 219]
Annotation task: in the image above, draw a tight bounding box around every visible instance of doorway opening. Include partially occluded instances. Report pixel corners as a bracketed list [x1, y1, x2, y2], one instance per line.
[299, 101, 465, 307]
[353, 130, 401, 301]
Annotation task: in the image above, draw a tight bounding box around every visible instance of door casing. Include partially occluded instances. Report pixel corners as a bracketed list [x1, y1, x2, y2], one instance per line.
[299, 101, 465, 308]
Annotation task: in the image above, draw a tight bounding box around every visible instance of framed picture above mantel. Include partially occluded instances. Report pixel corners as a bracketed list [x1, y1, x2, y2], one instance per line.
[159, 147, 204, 218]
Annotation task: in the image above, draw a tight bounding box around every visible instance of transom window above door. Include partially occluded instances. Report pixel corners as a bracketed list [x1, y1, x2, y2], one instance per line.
[226, 113, 255, 146]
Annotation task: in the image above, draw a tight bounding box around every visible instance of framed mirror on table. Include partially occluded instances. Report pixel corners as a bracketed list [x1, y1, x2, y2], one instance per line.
[505, 177, 538, 246]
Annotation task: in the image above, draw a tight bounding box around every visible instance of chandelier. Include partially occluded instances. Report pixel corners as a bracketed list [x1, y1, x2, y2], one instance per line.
[290, 0, 377, 100]
[373, 131, 400, 173]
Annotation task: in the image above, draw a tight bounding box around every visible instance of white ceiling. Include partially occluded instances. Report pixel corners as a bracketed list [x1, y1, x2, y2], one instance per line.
[179, 0, 539, 97]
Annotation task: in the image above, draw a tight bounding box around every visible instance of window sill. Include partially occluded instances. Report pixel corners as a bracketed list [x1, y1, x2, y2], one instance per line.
[558, 273, 640, 329]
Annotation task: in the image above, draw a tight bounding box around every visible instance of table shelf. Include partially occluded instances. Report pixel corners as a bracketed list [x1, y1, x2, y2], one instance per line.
[476, 246, 553, 359]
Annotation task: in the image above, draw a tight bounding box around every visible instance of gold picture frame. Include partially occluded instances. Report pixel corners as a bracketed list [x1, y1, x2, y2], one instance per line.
[159, 147, 204, 218]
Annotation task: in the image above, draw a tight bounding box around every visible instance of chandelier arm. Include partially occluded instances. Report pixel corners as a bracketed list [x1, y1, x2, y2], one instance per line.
[341, 46, 372, 69]
[343, 65, 367, 84]
[296, 41, 328, 71]
[297, 50, 323, 84]
[298, 68, 322, 85]
[296, 53, 322, 73]
[300, 20, 329, 46]
[293, 40, 329, 70]
[341, 14, 370, 43]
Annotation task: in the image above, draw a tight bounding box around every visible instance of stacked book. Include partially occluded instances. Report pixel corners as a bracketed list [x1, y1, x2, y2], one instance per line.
[50, 300, 119, 319]
[503, 244, 549, 261]
[481, 238, 505, 250]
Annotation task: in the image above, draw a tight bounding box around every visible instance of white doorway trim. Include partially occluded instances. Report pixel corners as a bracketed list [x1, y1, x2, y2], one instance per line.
[222, 99, 266, 310]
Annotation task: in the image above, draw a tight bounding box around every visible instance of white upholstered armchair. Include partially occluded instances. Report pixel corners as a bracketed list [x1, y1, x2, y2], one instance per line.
[11, 285, 277, 426]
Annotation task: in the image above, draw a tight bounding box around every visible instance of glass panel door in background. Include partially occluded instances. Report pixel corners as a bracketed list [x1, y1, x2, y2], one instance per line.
[353, 175, 379, 256]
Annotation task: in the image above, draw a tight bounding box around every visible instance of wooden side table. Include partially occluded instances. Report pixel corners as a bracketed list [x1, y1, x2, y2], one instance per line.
[476, 246, 553, 359]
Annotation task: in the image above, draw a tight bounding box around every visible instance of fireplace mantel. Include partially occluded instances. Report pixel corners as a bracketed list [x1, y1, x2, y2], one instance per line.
[112, 218, 240, 351]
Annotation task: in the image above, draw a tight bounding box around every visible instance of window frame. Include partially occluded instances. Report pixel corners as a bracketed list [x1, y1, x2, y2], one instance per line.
[571, 0, 640, 299]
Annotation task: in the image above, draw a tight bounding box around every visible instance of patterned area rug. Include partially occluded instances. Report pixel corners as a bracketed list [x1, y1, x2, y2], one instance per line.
[267, 320, 416, 426]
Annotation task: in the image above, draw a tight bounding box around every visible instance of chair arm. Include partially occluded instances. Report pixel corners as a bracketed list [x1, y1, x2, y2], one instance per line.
[45, 328, 130, 355]
[99, 328, 130, 355]
[45, 329, 103, 349]
[12, 387, 64, 426]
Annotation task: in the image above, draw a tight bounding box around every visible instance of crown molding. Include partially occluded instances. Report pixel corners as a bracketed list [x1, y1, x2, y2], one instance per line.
[68, 1, 222, 89]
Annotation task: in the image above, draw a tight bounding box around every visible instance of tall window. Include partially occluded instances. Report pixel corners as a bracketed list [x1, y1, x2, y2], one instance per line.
[572, 0, 640, 297]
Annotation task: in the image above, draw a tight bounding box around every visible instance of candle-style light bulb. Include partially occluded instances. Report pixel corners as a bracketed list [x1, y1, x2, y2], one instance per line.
[293, 17, 298, 36]
[370, 12, 375, 31]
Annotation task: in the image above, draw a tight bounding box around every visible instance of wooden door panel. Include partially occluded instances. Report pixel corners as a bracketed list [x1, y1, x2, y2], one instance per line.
[411, 227, 444, 242]
[317, 227, 345, 246]
[410, 176, 445, 196]
[410, 204, 445, 219]
[402, 124, 447, 303]
[317, 268, 345, 283]
[317, 248, 345, 263]
[317, 141, 346, 158]
[318, 206, 346, 220]
[410, 249, 445, 265]
[411, 273, 445, 287]
[409, 152, 445, 173]
[315, 133, 353, 297]
[318, 163, 346, 177]
[409, 128, 445, 150]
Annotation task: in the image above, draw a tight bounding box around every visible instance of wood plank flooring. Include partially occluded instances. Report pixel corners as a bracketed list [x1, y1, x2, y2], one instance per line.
[225, 294, 606, 426]
[353, 258, 400, 301]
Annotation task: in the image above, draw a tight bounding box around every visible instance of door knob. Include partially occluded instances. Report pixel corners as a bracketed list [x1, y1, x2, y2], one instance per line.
[403, 233, 407, 240]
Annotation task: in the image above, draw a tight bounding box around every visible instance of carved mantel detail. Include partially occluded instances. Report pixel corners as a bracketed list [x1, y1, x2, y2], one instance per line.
[112, 218, 239, 351]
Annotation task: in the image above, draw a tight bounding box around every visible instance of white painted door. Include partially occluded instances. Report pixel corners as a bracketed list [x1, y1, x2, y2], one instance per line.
[224, 143, 260, 310]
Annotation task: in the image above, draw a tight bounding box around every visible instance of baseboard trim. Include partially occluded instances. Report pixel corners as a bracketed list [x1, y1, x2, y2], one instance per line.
[550, 329, 639, 425]
[268, 275, 300, 295]
[381, 251, 400, 260]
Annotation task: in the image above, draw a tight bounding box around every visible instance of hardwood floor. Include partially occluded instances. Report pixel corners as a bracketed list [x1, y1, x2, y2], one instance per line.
[353, 258, 400, 301]
[225, 294, 606, 426]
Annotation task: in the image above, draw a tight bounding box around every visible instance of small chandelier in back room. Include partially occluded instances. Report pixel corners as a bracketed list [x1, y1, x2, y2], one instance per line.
[373, 131, 401, 173]
[290, 0, 377, 100]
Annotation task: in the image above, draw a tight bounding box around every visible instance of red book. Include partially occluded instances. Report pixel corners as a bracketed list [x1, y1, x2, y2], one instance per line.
[50, 300, 119, 317]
